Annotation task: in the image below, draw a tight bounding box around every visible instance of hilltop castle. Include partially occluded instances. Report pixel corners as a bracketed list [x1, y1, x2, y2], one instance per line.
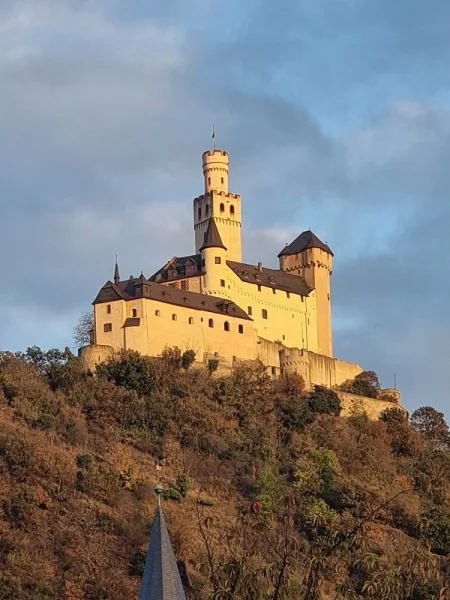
[80, 147, 381, 395]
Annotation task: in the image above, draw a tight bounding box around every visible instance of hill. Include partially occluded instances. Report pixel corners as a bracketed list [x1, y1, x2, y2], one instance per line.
[0, 347, 449, 599]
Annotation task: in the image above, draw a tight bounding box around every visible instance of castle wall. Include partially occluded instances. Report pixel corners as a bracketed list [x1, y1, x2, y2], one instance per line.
[94, 296, 257, 363]
[78, 344, 115, 372]
[280, 348, 362, 390]
[201, 263, 318, 353]
[337, 391, 405, 419]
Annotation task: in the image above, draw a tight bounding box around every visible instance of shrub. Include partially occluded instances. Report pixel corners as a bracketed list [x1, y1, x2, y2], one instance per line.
[4, 487, 37, 529]
[278, 396, 313, 432]
[130, 549, 147, 577]
[96, 350, 156, 397]
[198, 498, 214, 507]
[76, 453, 93, 470]
[0, 574, 21, 600]
[34, 413, 56, 430]
[181, 349, 196, 369]
[255, 469, 278, 516]
[163, 488, 183, 502]
[208, 359, 219, 373]
[161, 346, 183, 370]
[176, 474, 190, 500]
[308, 385, 341, 416]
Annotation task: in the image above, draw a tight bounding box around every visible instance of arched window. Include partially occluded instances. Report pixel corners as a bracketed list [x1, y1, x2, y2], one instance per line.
[238, 324, 244, 334]
[230, 205, 235, 216]
[205, 204, 209, 216]
[220, 202, 225, 213]
[224, 321, 230, 332]
[172, 314, 177, 321]
[198, 207, 202, 219]
[155, 310, 160, 316]
[208, 318, 214, 328]
[132, 308, 137, 317]
[189, 317, 194, 325]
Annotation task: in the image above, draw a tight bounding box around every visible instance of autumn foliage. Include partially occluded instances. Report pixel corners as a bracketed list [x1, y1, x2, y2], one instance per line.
[0, 347, 449, 599]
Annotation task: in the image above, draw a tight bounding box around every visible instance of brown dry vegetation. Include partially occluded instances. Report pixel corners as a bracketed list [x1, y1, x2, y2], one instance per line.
[0, 347, 449, 599]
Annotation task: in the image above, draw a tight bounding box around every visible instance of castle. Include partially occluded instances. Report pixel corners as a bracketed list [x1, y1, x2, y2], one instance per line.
[80, 146, 399, 409]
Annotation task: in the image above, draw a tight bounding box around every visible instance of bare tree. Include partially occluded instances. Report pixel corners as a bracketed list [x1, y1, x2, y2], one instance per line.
[73, 312, 94, 347]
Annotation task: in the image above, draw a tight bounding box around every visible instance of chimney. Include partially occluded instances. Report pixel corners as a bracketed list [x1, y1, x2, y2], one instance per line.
[257, 262, 263, 271]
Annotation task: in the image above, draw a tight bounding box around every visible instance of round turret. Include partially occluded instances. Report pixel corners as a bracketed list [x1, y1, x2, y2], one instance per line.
[202, 149, 229, 193]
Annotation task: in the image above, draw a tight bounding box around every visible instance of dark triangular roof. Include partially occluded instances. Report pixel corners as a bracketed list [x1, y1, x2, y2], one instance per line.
[139, 501, 186, 600]
[200, 219, 227, 252]
[278, 230, 333, 257]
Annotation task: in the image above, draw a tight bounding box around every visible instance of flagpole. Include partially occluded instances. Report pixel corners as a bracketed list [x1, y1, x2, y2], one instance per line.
[212, 124, 216, 150]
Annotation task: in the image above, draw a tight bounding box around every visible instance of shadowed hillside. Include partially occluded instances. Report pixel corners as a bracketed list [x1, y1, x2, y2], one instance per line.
[0, 347, 449, 599]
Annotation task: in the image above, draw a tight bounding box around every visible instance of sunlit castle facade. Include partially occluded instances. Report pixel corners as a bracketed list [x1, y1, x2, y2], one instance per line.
[80, 146, 365, 390]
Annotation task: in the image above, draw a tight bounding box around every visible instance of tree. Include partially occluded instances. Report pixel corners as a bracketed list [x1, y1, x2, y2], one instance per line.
[339, 370, 380, 399]
[73, 312, 94, 347]
[410, 406, 450, 446]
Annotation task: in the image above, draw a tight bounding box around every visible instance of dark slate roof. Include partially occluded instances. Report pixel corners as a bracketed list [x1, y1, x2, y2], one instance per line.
[226, 261, 312, 296]
[149, 255, 203, 284]
[278, 230, 333, 257]
[139, 503, 186, 600]
[93, 277, 252, 320]
[199, 218, 227, 252]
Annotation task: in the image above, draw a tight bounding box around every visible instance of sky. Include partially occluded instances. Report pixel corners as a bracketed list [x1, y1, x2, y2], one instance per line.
[1, 0, 450, 416]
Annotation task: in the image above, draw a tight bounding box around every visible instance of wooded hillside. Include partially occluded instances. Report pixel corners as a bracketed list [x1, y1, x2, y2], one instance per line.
[0, 347, 449, 599]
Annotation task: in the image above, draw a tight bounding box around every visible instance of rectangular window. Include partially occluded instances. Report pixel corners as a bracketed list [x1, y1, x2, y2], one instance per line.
[248, 306, 252, 316]
[106, 304, 111, 314]
[181, 280, 188, 291]
[286, 292, 290, 299]
[262, 309, 268, 319]
[257, 285, 261, 292]
[215, 257, 221, 264]
[272, 288, 276, 294]
[220, 279, 225, 287]
[104, 323, 112, 332]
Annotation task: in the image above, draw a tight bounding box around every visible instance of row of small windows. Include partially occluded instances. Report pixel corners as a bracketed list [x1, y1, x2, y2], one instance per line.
[197, 204, 235, 220]
[104, 314, 245, 334]
[156, 310, 244, 333]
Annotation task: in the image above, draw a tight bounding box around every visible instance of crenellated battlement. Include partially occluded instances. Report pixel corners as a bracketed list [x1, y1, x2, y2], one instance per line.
[212, 191, 241, 200]
[202, 149, 229, 159]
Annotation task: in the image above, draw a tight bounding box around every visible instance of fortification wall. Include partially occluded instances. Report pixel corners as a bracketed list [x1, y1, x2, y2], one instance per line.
[337, 391, 405, 419]
[280, 348, 362, 390]
[78, 344, 115, 372]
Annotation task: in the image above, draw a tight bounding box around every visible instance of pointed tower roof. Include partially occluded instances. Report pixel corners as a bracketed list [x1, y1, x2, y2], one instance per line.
[199, 218, 227, 252]
[114, 255, 120, 285]
[139, 487, 186, 600]
[278, 229, 333, 257]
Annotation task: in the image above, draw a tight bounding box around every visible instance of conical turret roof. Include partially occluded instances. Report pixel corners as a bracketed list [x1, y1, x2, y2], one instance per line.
[278, 229, 333, 257]
[200, 218, 227, 252]
[139, 494, 186, 600]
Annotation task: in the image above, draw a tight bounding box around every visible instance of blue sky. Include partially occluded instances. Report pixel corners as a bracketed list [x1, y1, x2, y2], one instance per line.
[1, 0, 450, 416]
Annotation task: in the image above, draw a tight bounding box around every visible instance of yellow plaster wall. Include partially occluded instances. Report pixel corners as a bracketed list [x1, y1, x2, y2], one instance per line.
[200, 258, 319, 352]
[280, 247, 333, 357]
[94, 296, 257, 363]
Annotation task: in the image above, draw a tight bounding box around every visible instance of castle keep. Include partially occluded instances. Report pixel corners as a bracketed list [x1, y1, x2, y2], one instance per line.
[80, 147, 390, 400]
